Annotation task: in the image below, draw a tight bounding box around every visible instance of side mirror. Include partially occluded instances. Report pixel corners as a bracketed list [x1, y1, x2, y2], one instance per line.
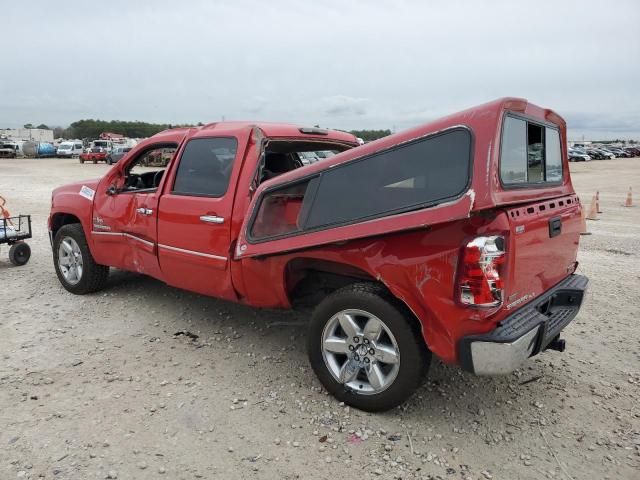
[106, 185, 118, 196]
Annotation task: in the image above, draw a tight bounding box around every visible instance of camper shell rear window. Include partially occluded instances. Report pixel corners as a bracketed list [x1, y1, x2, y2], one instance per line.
[248, 127, 473, 242]
[500, 114, 563, 186]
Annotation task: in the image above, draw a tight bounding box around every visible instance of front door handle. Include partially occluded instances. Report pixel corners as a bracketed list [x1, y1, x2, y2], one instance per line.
[200, 215, 225, 224]
[136, 207, 153, 216]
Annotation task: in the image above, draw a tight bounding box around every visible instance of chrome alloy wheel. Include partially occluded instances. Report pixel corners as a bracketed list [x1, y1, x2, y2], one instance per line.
[321, 309, 400, 395]
[57, 236, 83, 285]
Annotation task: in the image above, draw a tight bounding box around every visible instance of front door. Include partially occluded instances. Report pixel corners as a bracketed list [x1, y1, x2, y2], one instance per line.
[92, 144, 177, 278]
[157, 136, 240, 299]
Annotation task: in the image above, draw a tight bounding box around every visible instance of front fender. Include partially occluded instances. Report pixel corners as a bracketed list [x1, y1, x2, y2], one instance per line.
[49, 185, 96, 247]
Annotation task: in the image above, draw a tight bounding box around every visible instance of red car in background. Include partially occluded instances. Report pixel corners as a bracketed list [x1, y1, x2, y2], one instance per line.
[79, 139, 113, 164]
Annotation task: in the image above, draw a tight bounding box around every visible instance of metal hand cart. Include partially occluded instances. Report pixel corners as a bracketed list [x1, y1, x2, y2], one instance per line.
[0, 215, 32, 266]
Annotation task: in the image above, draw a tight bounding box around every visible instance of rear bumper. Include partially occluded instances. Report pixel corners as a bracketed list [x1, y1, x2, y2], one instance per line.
[458, 274, 588, 375]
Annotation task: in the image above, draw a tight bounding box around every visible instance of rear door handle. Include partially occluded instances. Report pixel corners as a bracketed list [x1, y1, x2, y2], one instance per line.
[200, 215, 225, 224]
[136, 207, 153, 216]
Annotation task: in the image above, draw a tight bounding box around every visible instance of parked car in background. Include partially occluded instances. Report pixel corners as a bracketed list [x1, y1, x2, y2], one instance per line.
[623, 146, 640, 157]
[79, 139, 114, 164]
[57, 141, 84, 158]
[602, 146, 629, 158]
[314, 150, 337, 160]
[297, 151, 321, 165]
[106, 146, 132, 165]
[0, 142, 19, 158]
[593, 148, 615, 159]
[585, 148, 605, 160]
[568, 148, 590, 162]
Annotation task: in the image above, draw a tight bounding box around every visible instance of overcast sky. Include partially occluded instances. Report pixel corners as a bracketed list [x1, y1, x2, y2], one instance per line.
[2, 0, 639, 139]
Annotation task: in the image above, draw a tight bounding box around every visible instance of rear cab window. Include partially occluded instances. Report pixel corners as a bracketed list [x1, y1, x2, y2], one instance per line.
[500, 115, 563, 186]
[250, 127, 472, 241]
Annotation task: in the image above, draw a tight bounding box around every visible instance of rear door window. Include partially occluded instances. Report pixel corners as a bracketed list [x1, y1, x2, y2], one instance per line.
[172, 137, 237, 197]
[500, 115, 563, 186]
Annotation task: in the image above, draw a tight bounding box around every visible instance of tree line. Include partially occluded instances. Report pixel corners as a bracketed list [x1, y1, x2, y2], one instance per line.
[348, 129, 392, 141]
[18, 121, 639, 145]
[64, 120, 202, 139]
[19, 120, 393, 142]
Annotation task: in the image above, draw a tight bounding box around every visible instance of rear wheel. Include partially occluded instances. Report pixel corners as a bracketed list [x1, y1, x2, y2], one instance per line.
[53, 223, 109, 294]
[9, 242, 30, 266]
[79, 158, 84, 164]
[308, 283, 430, 412]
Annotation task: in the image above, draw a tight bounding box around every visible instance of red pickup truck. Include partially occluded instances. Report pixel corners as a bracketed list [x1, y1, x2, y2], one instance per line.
[49, 98, 588, 411]
[79, 140, 113, 164]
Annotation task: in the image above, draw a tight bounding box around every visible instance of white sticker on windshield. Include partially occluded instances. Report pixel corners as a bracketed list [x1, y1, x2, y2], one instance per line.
[79, 185, 95, 201]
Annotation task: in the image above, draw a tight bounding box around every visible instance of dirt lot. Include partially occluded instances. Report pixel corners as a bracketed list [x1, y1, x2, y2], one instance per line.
[1, 157, 638, 480]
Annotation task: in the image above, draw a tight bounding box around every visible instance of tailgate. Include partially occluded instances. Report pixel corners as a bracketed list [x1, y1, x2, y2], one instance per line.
[503, 194, 581, 310]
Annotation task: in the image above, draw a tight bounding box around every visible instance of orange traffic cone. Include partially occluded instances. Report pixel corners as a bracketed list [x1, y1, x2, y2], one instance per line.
[596, 191, 602, 213]
[579, 204, 591, 235]
[585, 195, 599, 220]
[623, 187, 633, 207]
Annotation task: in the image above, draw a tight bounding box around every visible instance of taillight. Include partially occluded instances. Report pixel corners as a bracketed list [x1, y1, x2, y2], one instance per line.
[458, 236, 505, 307]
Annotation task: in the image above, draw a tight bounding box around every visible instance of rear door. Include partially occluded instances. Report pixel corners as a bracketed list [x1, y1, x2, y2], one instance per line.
[156, 135, 243, 300]
[499, 114, 581, 306]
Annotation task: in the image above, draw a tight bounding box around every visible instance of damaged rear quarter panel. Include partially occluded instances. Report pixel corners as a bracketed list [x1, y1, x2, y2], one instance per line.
[238, 211, 513, 364]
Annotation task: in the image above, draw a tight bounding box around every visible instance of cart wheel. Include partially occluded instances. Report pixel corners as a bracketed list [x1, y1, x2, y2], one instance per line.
[79, 158, 84, 164]
[93, 159, 97, 164]
[9, 242, 31, 266]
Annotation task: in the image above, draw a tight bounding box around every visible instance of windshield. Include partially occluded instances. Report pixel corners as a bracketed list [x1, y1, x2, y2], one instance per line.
[93, 141, 109, 148]
[59, 144, 72, 149]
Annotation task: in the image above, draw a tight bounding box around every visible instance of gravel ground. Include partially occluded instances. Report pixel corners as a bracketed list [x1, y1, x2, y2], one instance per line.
[0, 156, 638, 480]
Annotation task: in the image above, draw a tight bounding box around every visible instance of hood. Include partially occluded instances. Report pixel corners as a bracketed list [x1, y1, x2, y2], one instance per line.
[52, 179, 100, 198]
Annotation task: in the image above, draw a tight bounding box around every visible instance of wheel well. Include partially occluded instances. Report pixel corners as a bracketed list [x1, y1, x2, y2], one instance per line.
[51, 213, 81, 237]
[286, 258, 374, 309]
[286, 258, 426, 339]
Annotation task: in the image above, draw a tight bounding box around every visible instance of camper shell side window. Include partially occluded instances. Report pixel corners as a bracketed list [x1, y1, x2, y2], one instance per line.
[249, 127, 473, 242]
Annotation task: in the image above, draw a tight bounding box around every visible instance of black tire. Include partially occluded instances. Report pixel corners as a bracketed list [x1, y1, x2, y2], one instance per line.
[53, 223, 109, 294]
[79, 158, 84, 164]
[9, 242, 30, 266]
[307, 282, 430, 412]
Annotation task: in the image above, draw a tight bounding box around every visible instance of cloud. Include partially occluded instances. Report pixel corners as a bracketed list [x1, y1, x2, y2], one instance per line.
[0, 0, 638, 139]
[242, 96, 269, 114]
[565, 112, 640, 133]
[321, 95, 370, 116]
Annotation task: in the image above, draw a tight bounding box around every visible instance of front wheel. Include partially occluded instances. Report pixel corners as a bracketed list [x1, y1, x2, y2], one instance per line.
[308, 283, 430, 412]
[53, 223, 109, 294]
